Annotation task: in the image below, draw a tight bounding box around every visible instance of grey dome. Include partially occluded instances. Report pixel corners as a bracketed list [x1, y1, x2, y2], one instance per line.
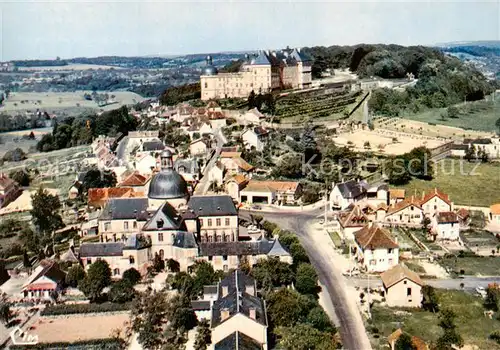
[202, 65, 218, 76]
[148, 169, 189, 200]
[148, 149, 189, 200]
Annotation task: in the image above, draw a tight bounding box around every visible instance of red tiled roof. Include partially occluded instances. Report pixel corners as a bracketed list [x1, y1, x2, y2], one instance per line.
[354, 224, 399, 249]
[491, 204, 500, 215]
[387, 196, 422, 215]
[381, 264, 423, 289]
[420, 188, 451, 206]
[437, 211, 459, 224]
[88, 187, 144, 205]
[338, 204, 369, 228]
[119, 172, 150, 187]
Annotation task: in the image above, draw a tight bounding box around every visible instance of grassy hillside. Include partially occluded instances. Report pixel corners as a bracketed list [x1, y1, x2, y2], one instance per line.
[395, 159, 500, 207]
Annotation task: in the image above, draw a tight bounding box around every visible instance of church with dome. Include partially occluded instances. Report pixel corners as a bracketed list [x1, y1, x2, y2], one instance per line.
[80, 149, 292, 275]
[200, 48, 312, 101]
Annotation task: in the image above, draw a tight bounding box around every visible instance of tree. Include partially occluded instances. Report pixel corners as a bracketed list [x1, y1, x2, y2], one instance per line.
[109, 279, 136, 303]
[484, 286, 499, 311]
[166, 259, 180, 273]
[192, 261, 218, 297]
[152, 253, 165, 273]
[447, 106, 459, 119]
[131, 289, 169, 349]
[66, 264, 86, 288]
[9, 169, 31, 186]
[122, 268, 141, 285]
[23, 251, 31, 268]
[405, 146, 433, 180]
[464, 144, 476, 162]
[290, 242, 310, 265]
[395, 332, 416, 350]
[248, 90, 256, 110]
[0, 294, 12, 325]
[194, 319, 211, 350]
[422, 217, 432, 234]
[261, 221, 278, 238]
[166, 293, 197, 333]
[2, 148, 27, 162]
[307, 306, 335, 332]
[496, 117, 500, 134]
[421, 285, 439, 312]
[275, 323, 337, 350]
[166, 272, 194, 295]
[78, 260, 112, 302]
[19, 226, 41, 254]
[436, 309, 463, 350]
[295, 263, 320, 297]
[80, 167, 117, 195]
[30, 187, 64, 235]
[271, 154, 303, 179]
[266, 288, 314, 327]
[251, 257, 294, 291]
[385, 157, 411, 185]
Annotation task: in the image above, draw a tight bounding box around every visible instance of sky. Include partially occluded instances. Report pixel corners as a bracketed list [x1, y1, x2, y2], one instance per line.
[0, 0, 499, 61]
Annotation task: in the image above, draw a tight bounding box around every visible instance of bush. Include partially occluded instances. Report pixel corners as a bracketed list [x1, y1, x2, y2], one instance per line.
[41, 302, 131, 316]
[490, 331, 500, 344]
[9, 338, 124, 349]
[122, 268, 141, 285]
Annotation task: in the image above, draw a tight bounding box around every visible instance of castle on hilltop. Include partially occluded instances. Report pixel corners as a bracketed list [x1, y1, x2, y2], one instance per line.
[200, 48, 312, 100]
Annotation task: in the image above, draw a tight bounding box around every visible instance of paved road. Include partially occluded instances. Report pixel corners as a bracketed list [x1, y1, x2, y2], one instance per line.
[240, 209, 372, 350]
[351, 275, 500, 292]
[194, 128, 226, 195]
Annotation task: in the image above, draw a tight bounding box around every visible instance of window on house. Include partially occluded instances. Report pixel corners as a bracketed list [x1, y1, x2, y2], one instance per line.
[158, 232, 164, 242]
[133, 221, 137, 229]
[87, 258, 92, 265]
[370, 259, 376, 265]
[200, 219, 204, 227]
[208, 219, 212, 227]
[388, 249, 393, 254]
[124, 222, 129, 230]
[216, 218, 221, 226]
[404, 280, 407, 284]
[114, 268, 120, 276]
[104, 222, 110, 231]
[223, 265, 228, 272]
[129, 256, 135, 264]
[223, 255, 228, 261]
[204, 82, 207, 88]
[225, 218, 230, 226]
[407, 288, 412, 296]
[208, 256, 213, 261]
[434, 205, 437, 210]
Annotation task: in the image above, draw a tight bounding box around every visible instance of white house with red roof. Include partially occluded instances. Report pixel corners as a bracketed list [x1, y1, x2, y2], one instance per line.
[241, 126, 269, 152]
[384, 196, 424, 225]
[21, 260, 66, 299]
[431, 211, 460, 241]
[419, 188, 452, 216]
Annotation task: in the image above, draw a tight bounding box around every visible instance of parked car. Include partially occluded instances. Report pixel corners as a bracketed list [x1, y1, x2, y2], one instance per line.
[343, 267, 360, 277]
[251, 204, 262, 210]
[476, 286, 486, 298]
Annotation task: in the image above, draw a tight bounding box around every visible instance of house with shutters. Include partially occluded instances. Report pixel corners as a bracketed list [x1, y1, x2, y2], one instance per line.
[79, 233, 152, 278]
[354, 223, 399, 273]
[381, 264, 423, 308]
[241, 127, 269, 152]
[336, 204, 370, 241]
[384, 197, 424, 225]
[419, 188, 452, 216]
[204, 271, 268, 350]
[97, 197, 149, 241]
[329, 180, 368, 210]
[239, 180, 302, 205]
[431, 211, 460, 241]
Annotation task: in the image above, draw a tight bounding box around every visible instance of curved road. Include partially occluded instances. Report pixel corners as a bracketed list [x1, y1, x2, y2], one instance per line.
[240, 208, 372, 350]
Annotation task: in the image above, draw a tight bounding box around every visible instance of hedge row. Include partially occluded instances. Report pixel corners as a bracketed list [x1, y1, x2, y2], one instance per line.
[9, 338, 123, 349]
[41, 302, 131, 316]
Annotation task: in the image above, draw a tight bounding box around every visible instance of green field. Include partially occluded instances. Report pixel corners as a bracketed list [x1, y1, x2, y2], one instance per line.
[369, 289, 500, 349]
[438, 255, 500, 276]
[396, 159, 500, 207]
[398, 98, 500, 132]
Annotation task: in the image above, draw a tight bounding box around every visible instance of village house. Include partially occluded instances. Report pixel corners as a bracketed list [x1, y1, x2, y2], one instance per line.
[0, 173, 21, 208]
[354, 223, 399, 273]
[68, 172, 86, 199]
[239, 180, 302, 205]
[365, 183, 389, 207]
[455, 208, 471, 229]
[490, 204, 500, 225]
[242, 108, 267, 125]
[241, 126, 269, 152]
[98, 197, 150, 241]
[336, 204, 370, 241]
[79, 233, 152, 278]
[388, 189, 406, 206]
[133, 153, 158, 175]
[208, 271, 268, 350]
[21, 260, 66, 300]
[419, 188, 453, 216]
[329, 180, 368, 210]
[88, 187, 145, 209]
[175, 158, 201, 188]
[384, 197, 424, 225]
[224, 174, 250, 201]
[432, 211, 460, 241]
[118, 171, 151, 195]
[381, 264, 423, 308]
[208, 162, 225, 188]
[464, 137, 500, 159]
[190, 138, 210, 157]
[219, 152, 254, 176]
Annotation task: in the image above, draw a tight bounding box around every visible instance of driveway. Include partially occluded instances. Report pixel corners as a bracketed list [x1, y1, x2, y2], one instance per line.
[194, 128, 225, 195]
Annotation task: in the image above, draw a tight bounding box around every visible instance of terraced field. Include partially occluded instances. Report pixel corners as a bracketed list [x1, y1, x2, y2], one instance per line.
[275, 89, 364, 122]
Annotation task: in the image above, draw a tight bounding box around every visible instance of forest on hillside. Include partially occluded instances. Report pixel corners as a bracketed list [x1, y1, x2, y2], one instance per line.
[303, 44, 498, 116]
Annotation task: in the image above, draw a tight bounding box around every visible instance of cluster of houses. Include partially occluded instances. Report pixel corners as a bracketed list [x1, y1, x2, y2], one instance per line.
[451, 136, 500, 160]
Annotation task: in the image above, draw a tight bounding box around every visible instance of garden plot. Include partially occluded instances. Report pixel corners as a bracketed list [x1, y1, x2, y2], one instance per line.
[333, 129, 445, 155]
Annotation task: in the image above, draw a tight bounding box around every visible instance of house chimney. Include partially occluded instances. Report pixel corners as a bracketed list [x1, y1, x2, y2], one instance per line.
[221, 308, 230, 321]
[222, 285, 229, 297]
[249, 307, 256, 320]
